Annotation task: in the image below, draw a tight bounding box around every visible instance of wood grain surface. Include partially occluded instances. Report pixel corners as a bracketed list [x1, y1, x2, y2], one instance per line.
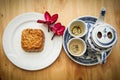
[0, 0, 120, 80]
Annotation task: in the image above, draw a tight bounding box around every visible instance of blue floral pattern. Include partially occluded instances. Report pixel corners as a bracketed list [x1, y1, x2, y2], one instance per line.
[63, 16, 111, 66]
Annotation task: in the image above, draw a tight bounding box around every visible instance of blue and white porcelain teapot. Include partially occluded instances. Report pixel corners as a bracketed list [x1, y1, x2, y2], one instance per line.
[87, 8, 117, 64]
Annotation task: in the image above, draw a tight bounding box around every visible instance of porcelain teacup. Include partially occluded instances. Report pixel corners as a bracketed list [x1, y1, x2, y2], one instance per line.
[68, 20, 87, 38]
[67, 38, 86, 57]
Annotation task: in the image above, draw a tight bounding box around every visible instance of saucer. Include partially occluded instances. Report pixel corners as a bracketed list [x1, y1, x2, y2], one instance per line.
[63, 16, 111, 66]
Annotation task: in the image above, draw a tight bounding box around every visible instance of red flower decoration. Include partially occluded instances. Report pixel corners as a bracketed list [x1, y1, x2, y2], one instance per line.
[37, 11, 65, 40]
[37, 11, 58, 32]
[51, 22, 65, 40]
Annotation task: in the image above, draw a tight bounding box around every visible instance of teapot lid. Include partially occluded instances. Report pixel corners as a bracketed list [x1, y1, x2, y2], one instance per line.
[91, 23, 117, 48]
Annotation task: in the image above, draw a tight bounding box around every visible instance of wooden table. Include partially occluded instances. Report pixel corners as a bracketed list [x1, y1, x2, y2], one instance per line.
[0, 0, 120, 80]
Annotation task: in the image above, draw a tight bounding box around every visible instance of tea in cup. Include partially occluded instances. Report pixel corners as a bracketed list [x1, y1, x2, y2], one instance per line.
[68, 20, 87, 38]
[67, 38, 86, 57]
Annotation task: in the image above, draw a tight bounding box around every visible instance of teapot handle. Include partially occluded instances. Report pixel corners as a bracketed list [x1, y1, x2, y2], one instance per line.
[94, 8, 106, 26]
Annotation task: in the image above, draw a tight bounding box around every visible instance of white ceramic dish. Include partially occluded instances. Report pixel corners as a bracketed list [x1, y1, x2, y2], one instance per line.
[2, 12, 62, 71]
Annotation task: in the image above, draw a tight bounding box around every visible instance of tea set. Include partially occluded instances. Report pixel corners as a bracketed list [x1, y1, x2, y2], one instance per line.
[63, 8, 117, 65]
[2, 8, 117, 71]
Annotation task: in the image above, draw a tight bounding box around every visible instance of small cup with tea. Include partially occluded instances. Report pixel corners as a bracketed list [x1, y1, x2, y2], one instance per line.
[67, 38, 86, 57]
[68, 20, 87, 38]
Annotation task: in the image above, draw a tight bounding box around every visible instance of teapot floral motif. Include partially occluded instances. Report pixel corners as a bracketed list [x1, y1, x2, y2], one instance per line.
[86, 8, 117, 64]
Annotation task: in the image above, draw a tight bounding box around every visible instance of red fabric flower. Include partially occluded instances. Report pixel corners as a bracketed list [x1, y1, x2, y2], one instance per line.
[51, 23, 65, 40]
[37, 11, 58, 32]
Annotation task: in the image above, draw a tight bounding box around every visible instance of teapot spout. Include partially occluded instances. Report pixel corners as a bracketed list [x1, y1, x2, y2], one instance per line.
[95, 8, 106, 25]
[97, 51, 107, 64]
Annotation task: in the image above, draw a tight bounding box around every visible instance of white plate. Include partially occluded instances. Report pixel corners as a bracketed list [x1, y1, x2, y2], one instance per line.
[2, 12, 62, 71]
